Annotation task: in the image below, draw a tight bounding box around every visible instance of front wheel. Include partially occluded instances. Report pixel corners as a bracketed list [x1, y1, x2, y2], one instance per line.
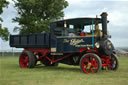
[80, 53, 102, 74]
[19, 51, 36, 68]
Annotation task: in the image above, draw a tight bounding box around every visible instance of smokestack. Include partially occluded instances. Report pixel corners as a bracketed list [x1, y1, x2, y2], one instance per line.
[101, 12, 108, 38]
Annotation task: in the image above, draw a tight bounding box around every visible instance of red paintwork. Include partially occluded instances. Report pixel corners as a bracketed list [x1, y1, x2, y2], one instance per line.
[23, 47, 114, 71]
[79, 48, 113, 70]
[46, 54, 72, 63]
[24, 48, 50, 56]
[19, 52, 29, 68]
[79, 48, 97, 53]
[24, 48, 50, 61]
[81, 55, 99, 73]
[24, 48, 72, 64]
[57, 24, 63, 27]
[80, 32, 86, 36]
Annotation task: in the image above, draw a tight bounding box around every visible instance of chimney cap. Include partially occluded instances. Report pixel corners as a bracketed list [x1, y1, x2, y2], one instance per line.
[100, 12, 108, 16]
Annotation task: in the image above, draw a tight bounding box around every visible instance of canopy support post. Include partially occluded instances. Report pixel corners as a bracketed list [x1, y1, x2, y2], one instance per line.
[92, 20, 94, 48]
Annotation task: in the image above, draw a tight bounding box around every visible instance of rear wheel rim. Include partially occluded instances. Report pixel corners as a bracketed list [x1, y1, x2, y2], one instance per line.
[19, 53, 29, 68]
[81, 56, 99, 73]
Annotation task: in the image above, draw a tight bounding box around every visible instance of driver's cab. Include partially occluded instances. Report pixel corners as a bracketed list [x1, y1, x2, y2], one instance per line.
[53, 18, 102, 38]
[50, 17, 104, 53]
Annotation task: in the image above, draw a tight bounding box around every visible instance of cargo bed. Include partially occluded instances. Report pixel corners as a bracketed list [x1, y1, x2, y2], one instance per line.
[10, 33, 50, 48]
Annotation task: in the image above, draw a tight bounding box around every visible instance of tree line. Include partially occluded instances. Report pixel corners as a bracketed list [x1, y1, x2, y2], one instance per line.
[0, 0, 68, 41]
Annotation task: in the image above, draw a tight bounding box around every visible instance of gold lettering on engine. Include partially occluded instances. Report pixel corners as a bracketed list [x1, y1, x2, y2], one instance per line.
[70, 39, 84, 46]
[64, 39, 92, 47]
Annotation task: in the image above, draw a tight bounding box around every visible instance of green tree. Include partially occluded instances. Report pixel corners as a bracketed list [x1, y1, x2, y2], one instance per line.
[13, 0, 68, 34]
[0, 0, 9, 41]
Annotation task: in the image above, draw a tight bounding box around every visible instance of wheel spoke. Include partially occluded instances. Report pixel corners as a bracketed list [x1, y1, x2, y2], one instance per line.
[94, 60, 98, 68]
[90, 59, 98, 72]
[80, 54, 101, 74]
[19, 51, 36, 68]
[90, 57, 94, 64]
[24, 57, 29, 63]
[103, 54, 119, 70]
[89, 66, 94, 73]
[20, 54, 29, 68]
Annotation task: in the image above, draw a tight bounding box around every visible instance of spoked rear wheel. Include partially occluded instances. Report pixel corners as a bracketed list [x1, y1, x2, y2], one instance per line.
[80, 53, 102, 74]
[19, 51, 36, 68]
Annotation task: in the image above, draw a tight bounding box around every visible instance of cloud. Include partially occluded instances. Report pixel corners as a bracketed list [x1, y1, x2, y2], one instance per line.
[0, 1, 19, 51]
[65, 0, 128, 47]
[6, 0, 14, 4]
[0, 0, 128, 51]
[1, 1, 18, 34]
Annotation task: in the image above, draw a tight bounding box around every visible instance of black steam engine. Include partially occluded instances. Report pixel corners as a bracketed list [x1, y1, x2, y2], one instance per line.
[10, 12, 119, 74]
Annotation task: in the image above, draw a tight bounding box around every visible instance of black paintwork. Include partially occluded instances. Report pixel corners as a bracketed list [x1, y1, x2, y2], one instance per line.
[101, 12, 108, 39]
[10, 33, 50, 48]
[9, 12, 116, 65]
[9, 21, 100, 53]
[10, 12, 114, 56]
[56, 37, 100, 53]
[55, 18, 102, 25]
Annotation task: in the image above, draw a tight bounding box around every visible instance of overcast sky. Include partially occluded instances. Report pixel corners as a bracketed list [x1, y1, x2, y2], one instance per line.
[0, 0, 128, 51]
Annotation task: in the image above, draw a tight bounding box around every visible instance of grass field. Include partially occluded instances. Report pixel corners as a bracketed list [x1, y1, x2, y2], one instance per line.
[0, 57, 128, 85]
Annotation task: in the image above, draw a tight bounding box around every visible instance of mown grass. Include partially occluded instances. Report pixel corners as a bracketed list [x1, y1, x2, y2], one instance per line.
[0, 56, 128, 85]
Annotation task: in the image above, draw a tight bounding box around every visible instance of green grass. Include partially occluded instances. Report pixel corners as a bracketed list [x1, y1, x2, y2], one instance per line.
[0, 57, 128, 85]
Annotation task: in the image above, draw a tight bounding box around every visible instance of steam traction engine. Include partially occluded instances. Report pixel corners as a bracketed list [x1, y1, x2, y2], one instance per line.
[10, 12, 119, 74]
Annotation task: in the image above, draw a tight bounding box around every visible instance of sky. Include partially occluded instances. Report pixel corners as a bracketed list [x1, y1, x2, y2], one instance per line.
[0, 0, 128, 51]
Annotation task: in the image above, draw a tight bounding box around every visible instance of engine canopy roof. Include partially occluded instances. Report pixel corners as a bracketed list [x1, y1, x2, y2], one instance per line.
[54, 17, 104, 26]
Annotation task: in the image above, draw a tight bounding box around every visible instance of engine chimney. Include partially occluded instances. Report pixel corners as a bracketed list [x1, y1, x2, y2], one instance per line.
[101, 12, 108, 38]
